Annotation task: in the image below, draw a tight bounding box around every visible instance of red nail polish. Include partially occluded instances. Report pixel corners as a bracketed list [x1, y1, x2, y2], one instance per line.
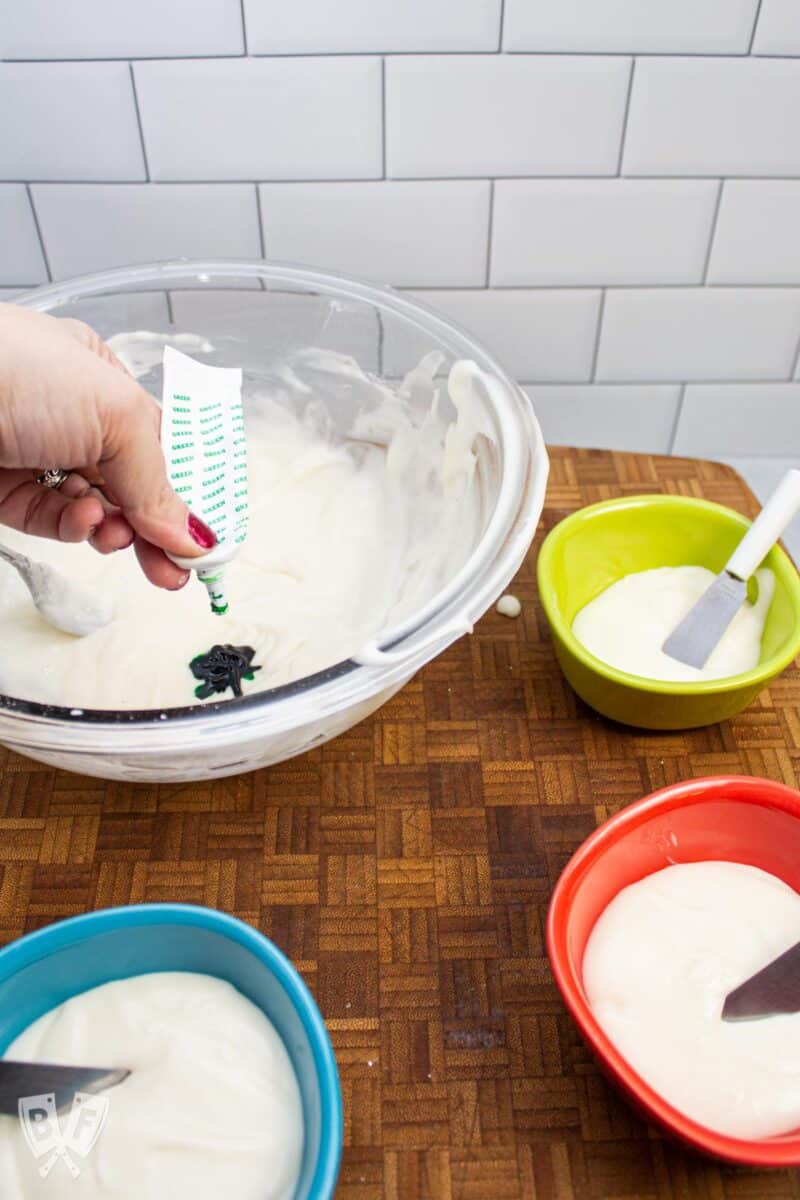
[188, 513, 217, 550]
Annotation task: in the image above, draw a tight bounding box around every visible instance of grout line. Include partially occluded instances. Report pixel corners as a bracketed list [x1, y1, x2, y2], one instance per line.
[255, 184, 267, 258]
[748, 0, 764, 53]
[701, 179, 724, 282]
[9, 174, 800, 185]
[789, 325, 800, 380]
[128, 63, 150, 182]
[484, 180, 495, 287]
[404, 282, 800, 292]
[380, 58, 387, 179]
[7, 50, 800, 61]
[0, 51, 627, 63]
[668, 383, 687, 453]
[518, 377, 797, 387]
[498, 0, 506, 51]
[616, 58, 636, 176]
[377, 309, 385, 375]
[25, 186, 53, 282]
[590, 290, 606, 380]
[724, 455, 800, 468]
[239, 0, 249, 55]
[1, 271, 796, 296]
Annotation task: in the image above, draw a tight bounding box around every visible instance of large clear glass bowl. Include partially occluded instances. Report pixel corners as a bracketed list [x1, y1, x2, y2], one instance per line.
[1, 260, 548, 781]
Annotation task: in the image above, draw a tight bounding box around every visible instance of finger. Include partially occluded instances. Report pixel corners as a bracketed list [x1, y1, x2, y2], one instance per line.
[134, 536, 191, 591]
[99, 376, 216, 561]
[90, 513, 135, 555]
[0, 470, 104, 542]
[58, 495, 104, 542]
[58, 470, 116, 510]
[58, 471, 134, 554]
[68, 464, 107, 489]
[59, 318, 130, 375]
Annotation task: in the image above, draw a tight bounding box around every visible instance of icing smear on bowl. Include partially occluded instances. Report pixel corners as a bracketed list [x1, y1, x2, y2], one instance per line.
[0, 348, 497, 710]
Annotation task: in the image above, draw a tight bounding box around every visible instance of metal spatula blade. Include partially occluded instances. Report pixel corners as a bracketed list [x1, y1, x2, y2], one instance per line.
[662, 468, 800, 670]
[0, 1062, 129, 1116]
[722, 941, 800, 1022]
[662, 570, 746, 670]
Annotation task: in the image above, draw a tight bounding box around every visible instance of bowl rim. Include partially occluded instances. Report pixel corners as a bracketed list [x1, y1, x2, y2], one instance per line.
[0, 257, 547, 738]
[537, 493, 800, 697]
[546, 774, 800, 1166]
[0, 902, 343, 1195]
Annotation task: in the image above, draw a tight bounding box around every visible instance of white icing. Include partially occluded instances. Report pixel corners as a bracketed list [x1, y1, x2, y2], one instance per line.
[0, 973, 303, 1200]
[0, 549, 114, 637]
[496, 593, 521, 618]
[572, 565, 775, 682]
[107, 331, 214, 381]
[0, 352, 490, 709]
[21, 558, 116, 637]
[584, 861, 800, 1140]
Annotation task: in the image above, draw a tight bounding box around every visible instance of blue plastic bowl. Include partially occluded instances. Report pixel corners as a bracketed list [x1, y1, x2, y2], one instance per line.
[0, 904, 342, 1199]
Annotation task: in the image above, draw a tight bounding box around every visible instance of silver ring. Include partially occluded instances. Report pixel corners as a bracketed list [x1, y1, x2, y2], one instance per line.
[36, 468, 70, 490]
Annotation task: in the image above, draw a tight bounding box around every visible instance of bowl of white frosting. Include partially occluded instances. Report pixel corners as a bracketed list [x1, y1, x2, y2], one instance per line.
[0, 903, 342, 1197]
[537, 494, 800, 729]
[547, 774, 800, 1166]
[0, 260, 547, 781]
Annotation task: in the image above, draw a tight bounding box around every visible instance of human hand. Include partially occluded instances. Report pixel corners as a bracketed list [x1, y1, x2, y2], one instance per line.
[0, 303, 216, 589]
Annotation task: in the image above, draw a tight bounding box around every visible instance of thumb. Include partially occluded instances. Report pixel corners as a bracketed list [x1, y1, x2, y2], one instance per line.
[96, 367, 216, 560]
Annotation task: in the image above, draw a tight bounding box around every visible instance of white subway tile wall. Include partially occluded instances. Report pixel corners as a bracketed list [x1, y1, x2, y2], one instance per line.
[0, 186, 47, 284]
[0, 62, 145, 181]
[751, 0, 800, 55]
[31, 184, 262, 279]
[674, 385, 800, 456]
[490, 180, 718, 285]
[134, 58, 382, 181]
[523, 385, 682, 452]
[258, 182, 490, 286]
[623, 58, 800, 177]
[503, 0, 758, 54]
[1, 1, 799, 460]
[243, 0, 502, 54]
[386, 56, 631, 178]
[707, 181, 800, 284]
[388, 289, 601, 380]
[0, 1, 245, 59]
[597, 289, 800, 382]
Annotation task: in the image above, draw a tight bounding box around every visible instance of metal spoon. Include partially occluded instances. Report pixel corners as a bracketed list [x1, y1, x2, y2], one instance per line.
[0, 1061, 130, 1116]
[0, 542, 115, 637]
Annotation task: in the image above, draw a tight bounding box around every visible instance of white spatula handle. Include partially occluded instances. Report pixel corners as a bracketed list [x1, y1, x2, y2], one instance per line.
[727, 468, 800, 581]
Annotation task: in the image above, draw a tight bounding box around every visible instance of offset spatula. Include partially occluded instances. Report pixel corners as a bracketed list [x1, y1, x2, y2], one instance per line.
[0, 1062, 129, 1116]
[722, 941, 800, 1022]
[663, 468, 800, 670]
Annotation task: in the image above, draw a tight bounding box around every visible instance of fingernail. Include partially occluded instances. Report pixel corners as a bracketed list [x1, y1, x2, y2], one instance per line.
[188, 513, 216, 550]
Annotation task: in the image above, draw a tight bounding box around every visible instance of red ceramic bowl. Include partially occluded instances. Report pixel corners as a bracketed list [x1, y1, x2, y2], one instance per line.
[547, 774, 800, 1166]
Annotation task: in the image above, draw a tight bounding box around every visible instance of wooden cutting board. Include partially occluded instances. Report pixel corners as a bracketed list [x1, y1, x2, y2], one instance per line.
[1, 447, 799, 1200]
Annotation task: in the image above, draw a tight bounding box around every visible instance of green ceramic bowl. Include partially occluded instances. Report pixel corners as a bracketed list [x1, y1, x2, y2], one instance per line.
[537, 494, 800, 730]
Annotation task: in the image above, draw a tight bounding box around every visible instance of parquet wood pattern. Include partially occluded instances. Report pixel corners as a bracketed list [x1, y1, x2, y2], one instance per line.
[1, 449, 799, 1198]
